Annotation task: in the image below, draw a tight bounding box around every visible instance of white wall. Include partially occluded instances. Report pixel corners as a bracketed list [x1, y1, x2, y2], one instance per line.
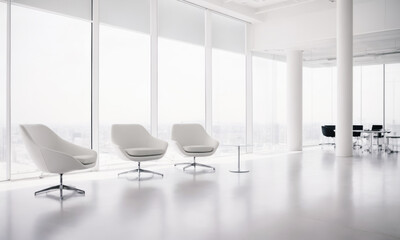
[252, 0, 400, 51]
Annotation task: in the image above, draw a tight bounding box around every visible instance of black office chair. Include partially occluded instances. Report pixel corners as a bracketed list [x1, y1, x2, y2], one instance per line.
[325, 125, 336, 132]
[371, 125, 383, 135]
[372, 125, 384, 150]
[321, 125, 335, 147]
[353, 125, 363, 148]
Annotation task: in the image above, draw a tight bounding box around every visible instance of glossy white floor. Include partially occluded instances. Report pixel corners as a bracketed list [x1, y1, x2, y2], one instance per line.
[1, 149, 399, 240]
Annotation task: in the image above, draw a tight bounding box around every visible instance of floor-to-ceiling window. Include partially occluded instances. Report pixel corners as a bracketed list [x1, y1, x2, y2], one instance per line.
[353, 66, 362, 124]
[252, 56, 287, 150]
[211, 13, 246, 148]
[303, 67, 336, 146]
[11, 0, 91, 177]
[99, 0, 150, 167]
[385, 63, 400, 134]
[158, 0, 205, 141]
[0, 0, 6, 181]
[303, 63, 391, 146]
[361, 65, 384, 128]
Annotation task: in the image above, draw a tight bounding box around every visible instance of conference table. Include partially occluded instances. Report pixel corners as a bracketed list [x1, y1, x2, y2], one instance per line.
[353, 129, 391, 152]
[386, 135, 400, 153]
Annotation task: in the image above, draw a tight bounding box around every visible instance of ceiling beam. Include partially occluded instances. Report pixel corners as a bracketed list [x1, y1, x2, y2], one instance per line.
[255, 0, 316, 15]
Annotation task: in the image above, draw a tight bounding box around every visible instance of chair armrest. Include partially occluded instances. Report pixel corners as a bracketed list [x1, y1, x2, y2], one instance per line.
[40, 148, 86, 173]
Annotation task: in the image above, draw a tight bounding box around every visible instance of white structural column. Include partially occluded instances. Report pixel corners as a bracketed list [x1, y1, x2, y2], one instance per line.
[286, 50, 303, 151]
[336, 0, 353, 157]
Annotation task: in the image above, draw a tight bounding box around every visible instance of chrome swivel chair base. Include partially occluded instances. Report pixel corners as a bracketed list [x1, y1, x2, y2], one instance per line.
[174, 157, 215, 171]
[118, 162, 164, 179]
[34, 174, 85, 200]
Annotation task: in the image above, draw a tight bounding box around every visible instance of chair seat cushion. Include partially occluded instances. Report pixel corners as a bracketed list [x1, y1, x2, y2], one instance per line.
[183, 145, 214, 153]
[125, 147, 165, 157]
[74, 154, 97, 165]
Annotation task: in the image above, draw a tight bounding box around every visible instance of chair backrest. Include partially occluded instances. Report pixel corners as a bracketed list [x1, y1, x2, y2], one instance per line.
[353, 125, 363, 137]
[111, 124, 154, 149]
[321, 125, 335, 138]
[325, 125, 335, 131]
[372, 125, 383, 137]
[171, 124, 210, 146]
[372, 125, 383, 131]
[20, 124, 61, 172]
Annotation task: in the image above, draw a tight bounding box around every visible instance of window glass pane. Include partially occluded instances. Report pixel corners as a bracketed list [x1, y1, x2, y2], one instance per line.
[276, 61, 287, 145]
[0, 1, 6, 181]
[353, 66, 362, 124]
[385, 63, 400, 134]
[361, 65, 383, 128]
[253, 56, 287, 150]
[158, 0, 205, 141]
[11, 2, 91, 177]
[303, 67, 335, 146]
[253, 57, 270, 148]
[99, 0, 150, 167]
[212, 13, 246, 149]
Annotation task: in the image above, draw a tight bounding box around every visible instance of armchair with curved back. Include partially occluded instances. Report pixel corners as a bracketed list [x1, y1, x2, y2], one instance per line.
[171, 123, 219, 171]
[111, 124, 168, 179]
[20, 124, 97, 199]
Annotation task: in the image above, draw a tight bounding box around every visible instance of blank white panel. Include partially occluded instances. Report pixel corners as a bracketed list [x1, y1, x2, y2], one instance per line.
[158, 0, 204, 46]
[211, 13, 245, 53]
[12, 0, 91, 20]
[99, 0, 149, 34]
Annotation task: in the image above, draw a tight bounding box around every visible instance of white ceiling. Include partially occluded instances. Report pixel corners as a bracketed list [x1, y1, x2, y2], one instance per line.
[225, 0, 293, 9]
[222, 0, 317, 13]
[224, 0, 305, 9]
[262, 29, 400, 67]
[221, 0, 374, 14]
[209, 0, 400, 66]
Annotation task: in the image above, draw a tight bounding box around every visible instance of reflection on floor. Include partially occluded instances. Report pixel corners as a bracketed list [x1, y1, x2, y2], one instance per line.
[0, 149, 399, 240]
